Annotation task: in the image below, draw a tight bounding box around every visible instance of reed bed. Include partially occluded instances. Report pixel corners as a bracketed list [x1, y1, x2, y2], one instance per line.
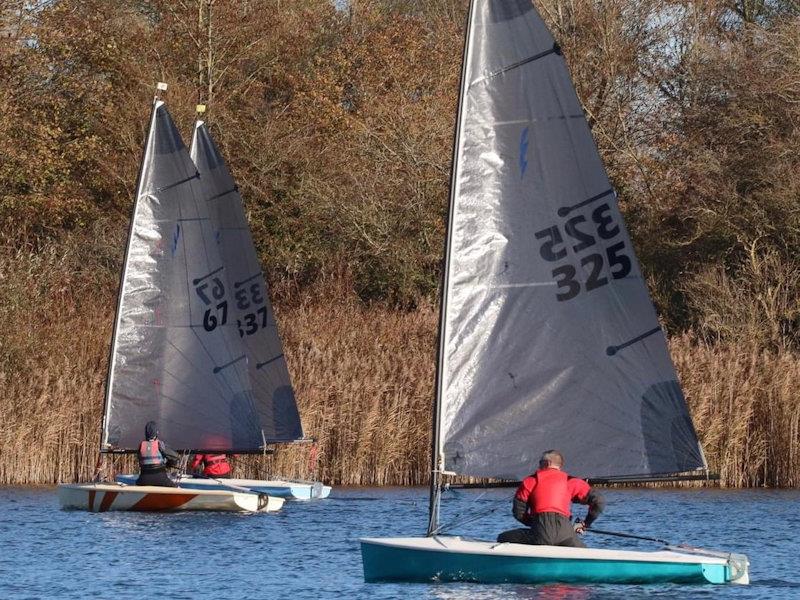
[0, 255, 437, 486]
[671, 335, 800, 488]
[0, 313, 110, 485]
[1, 251, 799, 487]
[237, 281, 436, 486]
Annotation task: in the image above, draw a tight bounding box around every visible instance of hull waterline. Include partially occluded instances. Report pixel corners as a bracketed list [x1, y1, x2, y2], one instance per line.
[58, 483, 284, 513]
[115, 474, 331, 500]
[360, 537, 749, 585]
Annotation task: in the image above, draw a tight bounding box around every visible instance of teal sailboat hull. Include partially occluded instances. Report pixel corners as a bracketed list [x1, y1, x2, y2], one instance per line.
[361, 537, 749, 585]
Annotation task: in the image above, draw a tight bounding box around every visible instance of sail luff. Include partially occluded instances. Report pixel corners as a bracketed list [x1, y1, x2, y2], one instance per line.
[427, 0, 479, 537]
[100, 99, 160, 452]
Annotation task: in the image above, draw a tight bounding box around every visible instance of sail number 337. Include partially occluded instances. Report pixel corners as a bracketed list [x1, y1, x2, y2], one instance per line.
[195, 276, 268, 336]
[534, 202, 632, 302]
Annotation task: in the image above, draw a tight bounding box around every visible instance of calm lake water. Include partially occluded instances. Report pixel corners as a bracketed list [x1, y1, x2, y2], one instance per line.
[0, 486, 797, 599]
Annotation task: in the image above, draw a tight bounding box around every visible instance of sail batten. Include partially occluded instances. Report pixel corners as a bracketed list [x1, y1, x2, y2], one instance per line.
[472, 43, 561, 84]
[435, 0, 706, 482]
[101, 101, 302, 453]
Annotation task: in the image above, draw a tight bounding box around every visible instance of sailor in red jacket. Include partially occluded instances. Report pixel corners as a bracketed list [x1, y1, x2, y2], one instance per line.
[497, 450, 604, 547]
[191, 453, 232, 479]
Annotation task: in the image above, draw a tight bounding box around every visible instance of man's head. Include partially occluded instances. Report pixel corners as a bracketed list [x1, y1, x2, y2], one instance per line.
[145, 421, 158, 441]
[539, 450, 564, 469]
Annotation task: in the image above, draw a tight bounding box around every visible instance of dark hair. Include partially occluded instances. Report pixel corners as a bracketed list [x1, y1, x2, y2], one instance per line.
[145, 421, 158, 441]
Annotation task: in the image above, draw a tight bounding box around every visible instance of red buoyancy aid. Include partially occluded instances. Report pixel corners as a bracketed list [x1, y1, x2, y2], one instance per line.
[528, 469, 590, 518]
[201, 454, 230, 476]
[529, 469, 573, 518]
[139, 440, 165, 468]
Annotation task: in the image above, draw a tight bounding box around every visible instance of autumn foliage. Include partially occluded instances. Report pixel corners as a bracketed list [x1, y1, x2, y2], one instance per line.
[2, 0, 800, 486]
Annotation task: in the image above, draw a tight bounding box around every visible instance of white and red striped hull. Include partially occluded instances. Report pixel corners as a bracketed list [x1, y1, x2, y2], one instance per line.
[57, 483, 284, 513]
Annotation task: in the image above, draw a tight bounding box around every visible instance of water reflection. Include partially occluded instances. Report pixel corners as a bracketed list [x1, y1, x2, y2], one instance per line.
[433, 583, 592, 600]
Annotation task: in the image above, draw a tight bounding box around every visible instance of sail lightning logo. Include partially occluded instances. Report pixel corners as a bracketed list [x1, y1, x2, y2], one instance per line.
[171, 224, 181, 256]
[519, 127, 529, 178]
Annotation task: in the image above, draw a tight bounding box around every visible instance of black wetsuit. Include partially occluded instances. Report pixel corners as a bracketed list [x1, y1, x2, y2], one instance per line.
[498, 513, 588, 547]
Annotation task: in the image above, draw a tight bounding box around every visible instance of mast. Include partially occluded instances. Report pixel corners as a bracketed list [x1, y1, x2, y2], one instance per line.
[100, 82, 167, 453]
[427, 0, 477, 537]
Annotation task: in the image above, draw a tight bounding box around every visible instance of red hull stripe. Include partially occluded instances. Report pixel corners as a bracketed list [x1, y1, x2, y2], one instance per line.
[131, 493, 197, 511]
[99, 491, 119, 512]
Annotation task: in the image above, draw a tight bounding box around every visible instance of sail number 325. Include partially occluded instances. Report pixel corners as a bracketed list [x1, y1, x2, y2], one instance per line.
[535, 203, 632, 302]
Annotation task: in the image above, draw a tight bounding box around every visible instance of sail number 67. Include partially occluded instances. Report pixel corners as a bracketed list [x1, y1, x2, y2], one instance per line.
[195, 276, 229, 331]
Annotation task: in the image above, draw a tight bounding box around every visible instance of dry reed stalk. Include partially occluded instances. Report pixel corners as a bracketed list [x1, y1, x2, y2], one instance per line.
[245, 283, 436, 485]
[671, 335, 800, 487]
[2, 253, 800, 487]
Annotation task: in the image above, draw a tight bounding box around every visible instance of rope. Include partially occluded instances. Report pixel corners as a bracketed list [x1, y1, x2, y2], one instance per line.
[173, 451, 192, 484]
[431, 489, 508, 535]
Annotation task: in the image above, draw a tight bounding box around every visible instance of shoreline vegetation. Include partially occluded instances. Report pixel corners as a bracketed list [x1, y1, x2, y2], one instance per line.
[2, 266, 799, 488]
[2, 2, 800, 488]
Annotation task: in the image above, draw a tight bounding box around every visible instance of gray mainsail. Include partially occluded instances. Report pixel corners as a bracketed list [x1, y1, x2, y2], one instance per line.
[435, 0, 705, 481]
[190, 120, 303, 444]
[102, 100, 300, 452]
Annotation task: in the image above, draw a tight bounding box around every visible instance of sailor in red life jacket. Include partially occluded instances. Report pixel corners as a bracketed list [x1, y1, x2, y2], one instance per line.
[136, 421, 180, 487]
[497, 450, 605, 547]
[191, 453, 232, 479]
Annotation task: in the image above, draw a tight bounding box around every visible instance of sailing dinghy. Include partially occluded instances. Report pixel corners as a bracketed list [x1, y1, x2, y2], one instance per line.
[111, 111, 331, 502]
[58, 483, 284, 513]
[58, 86, 305, 512]
[114, 474, 330, 501]
[361, 0, 748, 584]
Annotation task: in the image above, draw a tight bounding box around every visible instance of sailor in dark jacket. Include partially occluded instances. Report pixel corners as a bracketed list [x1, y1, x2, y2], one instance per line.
[136, 421, 180, 487]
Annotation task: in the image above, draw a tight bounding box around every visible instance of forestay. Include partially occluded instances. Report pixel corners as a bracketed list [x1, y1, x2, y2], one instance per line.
[101, 101, 302, 452]
[437, 0, 705, 480]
